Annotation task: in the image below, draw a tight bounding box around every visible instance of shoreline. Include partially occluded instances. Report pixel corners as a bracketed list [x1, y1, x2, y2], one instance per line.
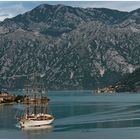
[0, 102, 16, 105]
[0, 102, 15, 105]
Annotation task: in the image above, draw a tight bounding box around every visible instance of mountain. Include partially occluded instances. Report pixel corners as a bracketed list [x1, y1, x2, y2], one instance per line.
[113, 68, 140, 92]
[0, 4, 140, 90]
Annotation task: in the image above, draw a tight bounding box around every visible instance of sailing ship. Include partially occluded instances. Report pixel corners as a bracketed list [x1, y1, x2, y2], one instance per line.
[16, 74, 54, 128]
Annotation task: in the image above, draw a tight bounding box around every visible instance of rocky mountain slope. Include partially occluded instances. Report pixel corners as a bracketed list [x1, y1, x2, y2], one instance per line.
[0, 4, 140, 90]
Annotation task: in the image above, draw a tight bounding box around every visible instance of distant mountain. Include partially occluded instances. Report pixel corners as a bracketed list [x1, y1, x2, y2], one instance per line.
[113, 68, 140, 92]
[0, 4, 140, 90]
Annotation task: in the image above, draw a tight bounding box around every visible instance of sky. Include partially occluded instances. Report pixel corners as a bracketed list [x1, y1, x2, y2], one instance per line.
[0, 1, 140, 21]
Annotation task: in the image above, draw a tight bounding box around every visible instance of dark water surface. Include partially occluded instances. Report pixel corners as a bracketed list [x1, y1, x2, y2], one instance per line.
[1, 91, 140, 139]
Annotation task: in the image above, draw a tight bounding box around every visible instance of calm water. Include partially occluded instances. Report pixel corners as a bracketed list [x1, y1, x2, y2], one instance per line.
[1, 91, 140, 138]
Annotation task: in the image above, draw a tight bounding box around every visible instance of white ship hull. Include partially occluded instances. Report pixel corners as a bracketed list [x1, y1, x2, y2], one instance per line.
[19, 114, 54, 128]
[20, 119, 54, 128]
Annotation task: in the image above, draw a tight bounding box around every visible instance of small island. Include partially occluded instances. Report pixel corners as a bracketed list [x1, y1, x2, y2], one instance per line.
[0, 91, 15, 104]
[0, 91, 25, 104]
[0, 91, 49, 104]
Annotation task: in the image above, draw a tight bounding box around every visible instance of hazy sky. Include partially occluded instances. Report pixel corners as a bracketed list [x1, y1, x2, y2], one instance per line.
[0, 1, 140, 21]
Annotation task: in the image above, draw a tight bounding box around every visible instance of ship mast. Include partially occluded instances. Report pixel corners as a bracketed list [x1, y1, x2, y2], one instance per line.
[46, 83, 48, 114]
[40, 77, 43, 114]
[33, 73, 37, 115]
[25, 76, 29, 115]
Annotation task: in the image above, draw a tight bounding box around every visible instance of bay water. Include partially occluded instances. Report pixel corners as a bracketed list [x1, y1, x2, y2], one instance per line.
[1, 91, 140, 138]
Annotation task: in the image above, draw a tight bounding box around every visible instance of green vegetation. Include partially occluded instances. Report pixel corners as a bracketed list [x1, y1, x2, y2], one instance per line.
[114, 68, 140, 92]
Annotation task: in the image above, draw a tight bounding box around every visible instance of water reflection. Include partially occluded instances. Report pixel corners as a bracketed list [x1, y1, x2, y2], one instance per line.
[0, 104, 3, 112]
[21, 125, 54, 138]
[22, 124, 54, 131]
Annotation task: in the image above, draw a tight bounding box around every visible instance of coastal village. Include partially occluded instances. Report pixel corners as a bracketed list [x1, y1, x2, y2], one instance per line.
[96, 86, 116, 93]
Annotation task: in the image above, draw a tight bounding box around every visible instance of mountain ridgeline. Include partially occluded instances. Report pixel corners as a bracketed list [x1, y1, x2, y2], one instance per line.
[0, 4, 140, 90]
